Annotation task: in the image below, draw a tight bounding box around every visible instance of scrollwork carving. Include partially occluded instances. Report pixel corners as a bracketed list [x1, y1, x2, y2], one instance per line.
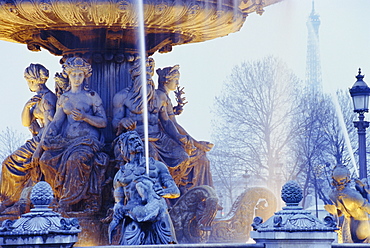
[0, 0, 282, 55]
[288, 214, 315, 228]
[169, 185, 218, 244]
[39, 1, 53, 13]
[3, 2, 18, 15]
[208, 187, 277, 243]
[155, 2, 168, 15]
[187, 3, 200, 18]
[77, 1, 90, 12]
[117, 0, 129, 12]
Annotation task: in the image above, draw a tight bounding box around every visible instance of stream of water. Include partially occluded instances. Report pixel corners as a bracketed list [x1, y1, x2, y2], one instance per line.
[137, 0, 150, 175]
[330, 91, 358, 177]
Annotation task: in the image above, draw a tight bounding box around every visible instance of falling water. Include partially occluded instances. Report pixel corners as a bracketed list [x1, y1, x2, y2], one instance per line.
[330, 91, 358, 177]
[137, 0, 150, 175]
[232, 0, 238, 24]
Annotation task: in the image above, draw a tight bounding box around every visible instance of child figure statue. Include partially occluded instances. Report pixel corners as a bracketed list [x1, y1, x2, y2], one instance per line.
[325, 165, 370, 243]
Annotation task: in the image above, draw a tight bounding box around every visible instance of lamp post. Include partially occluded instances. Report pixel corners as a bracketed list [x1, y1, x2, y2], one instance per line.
[349, 68, 370, 179]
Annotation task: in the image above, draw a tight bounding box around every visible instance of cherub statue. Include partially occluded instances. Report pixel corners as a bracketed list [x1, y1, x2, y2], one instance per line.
[109, 131, 180, 245]
[325, 165, 370, 243]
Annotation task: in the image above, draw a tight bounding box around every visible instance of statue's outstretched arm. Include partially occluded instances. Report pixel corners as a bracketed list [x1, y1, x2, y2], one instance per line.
[158, 104, 186, 146]
[109, 169, 128, 243]
[42, 93, 57, 127]
[112, 91, 136, 134]
[112, 92, 125, 131]
[21, 95, 41, 127]
[45, 98, 66, 136]
[30, 98, 65, 167]
[156, 162, 180, 199]
[166, 96, 212, 152]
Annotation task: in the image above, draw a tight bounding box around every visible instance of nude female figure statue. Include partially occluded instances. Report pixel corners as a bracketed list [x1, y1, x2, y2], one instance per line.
[0, 64, 56, 213]
[37, 57, 109, 212]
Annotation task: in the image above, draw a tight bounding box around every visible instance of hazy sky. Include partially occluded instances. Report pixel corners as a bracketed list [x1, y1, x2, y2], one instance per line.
[0, 0, 370, 142]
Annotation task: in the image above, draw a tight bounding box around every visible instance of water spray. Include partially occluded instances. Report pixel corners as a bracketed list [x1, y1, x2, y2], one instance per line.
[330, 91, 358, 177]
[137, 0, 150, 176]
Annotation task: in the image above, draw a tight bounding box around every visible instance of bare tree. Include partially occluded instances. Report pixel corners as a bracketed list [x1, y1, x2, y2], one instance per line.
[291, 89, 357, 207]
[0, 127, 28, 162]
[209, 56, 302, 205]
[289, 90, 327, 204]
[208, 138, 246, 208]
[209, 57, 358, 211]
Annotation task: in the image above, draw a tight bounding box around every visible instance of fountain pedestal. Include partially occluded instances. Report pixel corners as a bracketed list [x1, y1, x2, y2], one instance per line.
[251, 231, 336, 248]
[251, 181, 337, 248]
[0, 182, 80, 248]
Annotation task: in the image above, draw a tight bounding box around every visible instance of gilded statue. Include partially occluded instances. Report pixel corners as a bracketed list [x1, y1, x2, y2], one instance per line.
[112, 58, 191, 170]
[109, 131, 179, 245]
[0, 64, 56, 213]
[325, 165, 370, 243]
[156, 65, 214, 192]
[36, 57, 109, 213]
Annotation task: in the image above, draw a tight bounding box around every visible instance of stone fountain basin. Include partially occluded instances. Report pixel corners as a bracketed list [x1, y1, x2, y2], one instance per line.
[0, 0, 281, 55]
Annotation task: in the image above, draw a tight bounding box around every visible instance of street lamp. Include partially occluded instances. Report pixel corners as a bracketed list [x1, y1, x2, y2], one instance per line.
[349, 68, 370, 179]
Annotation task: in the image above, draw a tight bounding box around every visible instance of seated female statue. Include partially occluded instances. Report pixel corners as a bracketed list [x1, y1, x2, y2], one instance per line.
[0, 64, 56, 213]
[38, 57, 109, 213]
[112, 58, 191, 170]
[156, 65, 214, 193]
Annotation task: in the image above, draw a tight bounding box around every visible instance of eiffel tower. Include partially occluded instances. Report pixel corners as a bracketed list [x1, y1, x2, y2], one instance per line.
[306, 0, 322, 93]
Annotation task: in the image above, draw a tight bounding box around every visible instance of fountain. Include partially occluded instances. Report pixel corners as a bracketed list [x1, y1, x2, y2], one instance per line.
[0, 0, 283, 246]
[0, 0, 281, 140]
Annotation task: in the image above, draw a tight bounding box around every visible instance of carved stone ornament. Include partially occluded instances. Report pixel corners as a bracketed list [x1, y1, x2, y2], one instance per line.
[281, 180, 303, 205]
[0, 0, 282, 56]
[208, 187, 277, 243]
[252, 181, 337, 232]
[0, 181, 81, 248]
[169, 185, 219, 244]
[251, 181, 338, 248]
